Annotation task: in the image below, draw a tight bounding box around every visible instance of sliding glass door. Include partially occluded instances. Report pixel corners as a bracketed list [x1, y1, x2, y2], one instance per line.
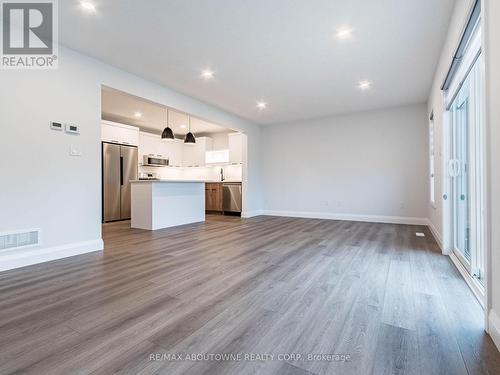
[448, 53, 485, 284]
[450, 86, 471, 267]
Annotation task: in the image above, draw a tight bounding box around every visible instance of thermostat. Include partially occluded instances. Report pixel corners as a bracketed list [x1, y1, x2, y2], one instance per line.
[50, 121, 63, 130]
[65, 123, 80, 134]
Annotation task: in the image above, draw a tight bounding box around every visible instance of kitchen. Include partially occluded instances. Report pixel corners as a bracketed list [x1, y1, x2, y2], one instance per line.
[101, 86, 245, 230]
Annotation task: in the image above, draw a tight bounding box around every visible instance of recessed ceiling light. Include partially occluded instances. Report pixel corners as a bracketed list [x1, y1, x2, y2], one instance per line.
[256, 101, 267, 110]
[358, 80, 372, 90]
[201, 69, 214, 80]
[134, 112, 142, 118]
[336, 27, 353, 40]
[180, 124, 187, 129]
[79, 1, 96, 12]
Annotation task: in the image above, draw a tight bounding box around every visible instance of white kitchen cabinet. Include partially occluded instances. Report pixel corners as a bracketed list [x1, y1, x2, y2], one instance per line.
[102, 121, 140, 146]
[167, 140, 184, 167]
[183, 137, 213, 167]
[182, 145, 195, 167]
[139, 132, 184, 167]
[228, 133, 243, 164]
[139, 132, 163, 158]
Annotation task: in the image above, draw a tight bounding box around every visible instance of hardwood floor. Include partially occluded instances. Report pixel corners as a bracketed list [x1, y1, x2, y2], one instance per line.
[0, 215, 499, 374]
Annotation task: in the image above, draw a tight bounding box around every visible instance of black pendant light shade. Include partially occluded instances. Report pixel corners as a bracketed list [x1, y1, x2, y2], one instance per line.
[161, 108, 175, 141]
[161, 126, 174, 140]
[184, 131, 196, 144]
[184, 115, 196, 144]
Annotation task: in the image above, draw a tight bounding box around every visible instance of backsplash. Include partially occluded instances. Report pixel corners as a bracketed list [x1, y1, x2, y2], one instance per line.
[139, 164, 242, 181]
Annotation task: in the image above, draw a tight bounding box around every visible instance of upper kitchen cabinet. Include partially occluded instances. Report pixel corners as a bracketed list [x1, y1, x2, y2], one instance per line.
[183, 137, 213, 167]
[139, 132, 165, 158]
[102, 121, 140, 146]
[167, 139, 184, 167]
[228, 133, 243, 164]
[139, 132, 183, 167]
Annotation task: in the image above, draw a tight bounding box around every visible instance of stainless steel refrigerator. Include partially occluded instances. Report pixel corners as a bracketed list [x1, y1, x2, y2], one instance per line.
[102, 142, 138, 222]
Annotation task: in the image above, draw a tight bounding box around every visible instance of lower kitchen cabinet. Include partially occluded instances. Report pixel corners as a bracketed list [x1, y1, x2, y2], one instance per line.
[205, 183, 223, 212]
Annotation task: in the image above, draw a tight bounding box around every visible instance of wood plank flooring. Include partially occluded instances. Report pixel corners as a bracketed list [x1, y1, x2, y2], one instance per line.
[0, 215, 499, 374]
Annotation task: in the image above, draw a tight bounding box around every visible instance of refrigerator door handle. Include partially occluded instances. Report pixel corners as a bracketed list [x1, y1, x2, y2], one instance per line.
[120, 156, 124, 186]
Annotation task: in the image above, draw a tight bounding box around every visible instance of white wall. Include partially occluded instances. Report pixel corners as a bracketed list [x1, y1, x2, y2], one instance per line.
[260, 104, 428, 224]
[427, 0, 476, 249]
[0, 46, 261, 271]
[484, 0, 500, 350]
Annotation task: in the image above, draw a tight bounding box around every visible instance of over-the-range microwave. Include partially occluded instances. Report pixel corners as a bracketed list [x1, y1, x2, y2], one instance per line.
[143, 155, 169, 167]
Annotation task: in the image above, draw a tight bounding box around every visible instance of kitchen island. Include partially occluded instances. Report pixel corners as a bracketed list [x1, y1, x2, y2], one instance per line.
[130, 180, 205, 230]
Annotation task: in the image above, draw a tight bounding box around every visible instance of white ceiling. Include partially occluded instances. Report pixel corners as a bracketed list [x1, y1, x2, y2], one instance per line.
[61, 0, 455, 125]
[101, 87, 233, 136]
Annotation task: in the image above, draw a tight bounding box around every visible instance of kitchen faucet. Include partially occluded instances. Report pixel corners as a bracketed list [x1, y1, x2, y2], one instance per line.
[220, 168, 225, 182]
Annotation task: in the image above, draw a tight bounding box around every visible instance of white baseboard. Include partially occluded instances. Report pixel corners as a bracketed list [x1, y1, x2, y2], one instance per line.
[426, 218, 443, 251]
[261, 210, 428, 225]
[241, 210, 264, 218]
[489, 310, 500, 352]
[0, 239, 103, 272]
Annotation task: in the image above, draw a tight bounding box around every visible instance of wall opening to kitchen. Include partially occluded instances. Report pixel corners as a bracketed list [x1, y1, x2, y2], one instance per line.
[99, 86, 247, 229]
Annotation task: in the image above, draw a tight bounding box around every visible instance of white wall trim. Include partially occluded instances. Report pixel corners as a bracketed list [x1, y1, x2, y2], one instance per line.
[241, 210, 264, 218]
[0, 239, 103, 272]
[488, 310, 500, 352]
[426, 218, 444, 251]
[261, 210, 428, 225]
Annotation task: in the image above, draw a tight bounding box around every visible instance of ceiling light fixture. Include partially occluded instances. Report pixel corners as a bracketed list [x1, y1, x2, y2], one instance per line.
[358, 80, 372, 90]
[79, 1, 96, 12]
[184, 115, 196, 144]
[336, 27, 353, 40]
[161, 108, 175, 141]
[134, 111, 142, 118]
[256, 101, 267, 110]
[180, 124, 187, 129]
[201, 69, 214, 80]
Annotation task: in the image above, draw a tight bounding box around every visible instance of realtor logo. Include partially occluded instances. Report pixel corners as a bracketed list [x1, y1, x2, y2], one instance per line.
[1, 0, 58, 69]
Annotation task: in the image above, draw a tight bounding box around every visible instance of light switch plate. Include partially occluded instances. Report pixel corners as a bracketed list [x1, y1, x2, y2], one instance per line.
[70, 144, 82, 156]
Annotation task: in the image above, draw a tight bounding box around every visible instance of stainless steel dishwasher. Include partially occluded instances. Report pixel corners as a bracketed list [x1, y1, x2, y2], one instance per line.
[223, 182, 242, 214]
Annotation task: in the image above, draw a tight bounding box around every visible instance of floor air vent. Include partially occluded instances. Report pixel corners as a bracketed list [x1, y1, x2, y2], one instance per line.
[0, 230, 40, 251]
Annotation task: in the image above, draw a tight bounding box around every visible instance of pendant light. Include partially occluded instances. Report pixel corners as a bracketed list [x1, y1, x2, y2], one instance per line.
[161, 108, 175, 141]
[184, 115, 196, 144]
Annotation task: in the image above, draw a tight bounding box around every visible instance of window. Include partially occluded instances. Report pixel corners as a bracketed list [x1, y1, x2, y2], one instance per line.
[429, 112, 436, 206]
